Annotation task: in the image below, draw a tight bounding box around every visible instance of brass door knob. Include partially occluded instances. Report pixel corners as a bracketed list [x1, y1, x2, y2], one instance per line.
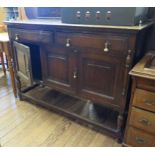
[73, 71, 77, 79]
[66, 38, 71, 47]
[104, 42, 110, 52]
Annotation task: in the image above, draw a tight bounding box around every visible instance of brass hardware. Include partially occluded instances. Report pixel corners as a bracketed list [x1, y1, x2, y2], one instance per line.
[104, 42, 110, 52]
[76, 11, 81, 19]
[66, 38, 71, 47]
[15, 34, 19, 41]
[138, 118, 151, 126]
[73, 71, 77, 79]
[85, 11, 91, 19]
[144, 99, 155, 106]
[136, 137, 145, 144]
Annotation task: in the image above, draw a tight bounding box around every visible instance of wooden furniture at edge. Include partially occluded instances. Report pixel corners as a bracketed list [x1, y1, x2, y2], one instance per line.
[5, 19, 153, 141]
[123, 52, 155, 146]
[0, 32, 16, 96]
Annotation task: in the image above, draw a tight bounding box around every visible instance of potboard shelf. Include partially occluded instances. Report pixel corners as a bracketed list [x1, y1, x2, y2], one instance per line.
[22, 86, 119, 137]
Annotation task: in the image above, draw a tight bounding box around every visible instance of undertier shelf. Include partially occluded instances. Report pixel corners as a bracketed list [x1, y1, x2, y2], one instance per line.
[22, 86, 119, 137]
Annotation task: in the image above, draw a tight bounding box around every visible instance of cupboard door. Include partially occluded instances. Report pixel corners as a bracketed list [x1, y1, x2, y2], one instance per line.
[13, 41, 33, 89]
[78, 50, 123, 109]
[41, 46, 77, 94]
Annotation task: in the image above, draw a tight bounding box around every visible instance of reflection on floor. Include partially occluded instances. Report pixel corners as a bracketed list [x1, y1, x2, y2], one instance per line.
[0, 70, 121, 146]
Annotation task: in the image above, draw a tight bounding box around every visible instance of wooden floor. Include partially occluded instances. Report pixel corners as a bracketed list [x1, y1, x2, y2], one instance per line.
[0, 70, 121, 147]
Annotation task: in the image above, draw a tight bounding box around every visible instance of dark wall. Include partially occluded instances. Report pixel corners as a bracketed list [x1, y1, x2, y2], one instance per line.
[145, 7, 155, 51]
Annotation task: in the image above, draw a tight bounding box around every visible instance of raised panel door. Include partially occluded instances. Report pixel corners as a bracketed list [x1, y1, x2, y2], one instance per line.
[40, 46, 77, 94]
[13, 41, 33, 90]
[78, 49, 124, 109]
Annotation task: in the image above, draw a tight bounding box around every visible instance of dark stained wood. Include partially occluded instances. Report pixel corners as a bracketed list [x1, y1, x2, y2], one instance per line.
[78, 49, 123, 110]
[4, 19, 153, 33]
[22, 85, 119, 137]
[55, 32, 129, 57]
[40, 46, 77, 95]
[5, 19, 152, 141]
[8, 28, 53, 44]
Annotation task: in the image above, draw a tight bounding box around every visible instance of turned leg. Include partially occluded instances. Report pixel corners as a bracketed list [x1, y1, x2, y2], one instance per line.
[5, 55, 9, 69]
[117, 114, 124, 143]
[4, 41, 17, 97]
[0, 51, 6, 75]
[8, 58, 17, 97]
[0, 43, 6, 75]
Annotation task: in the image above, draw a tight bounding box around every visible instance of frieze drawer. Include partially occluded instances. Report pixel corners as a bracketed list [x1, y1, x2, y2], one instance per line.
[9, 28, 53, 44]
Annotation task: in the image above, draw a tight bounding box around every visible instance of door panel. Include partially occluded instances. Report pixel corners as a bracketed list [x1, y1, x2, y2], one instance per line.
[14, 41, 33, 89]
[41, 46, 77, 94]
[83, 59, 115, 96]
[47, 54, 68, 83]
[79, 50, 123, 108]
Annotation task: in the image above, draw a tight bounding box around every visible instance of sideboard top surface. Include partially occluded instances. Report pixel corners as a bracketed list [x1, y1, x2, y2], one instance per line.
[4, 19, 153, 32]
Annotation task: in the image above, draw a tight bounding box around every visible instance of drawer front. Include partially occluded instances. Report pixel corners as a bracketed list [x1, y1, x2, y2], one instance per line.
[129, 107, 155, 134]
[55, 32, 128, 57]
[9, 28, 53, 44]
[133, 89, 155, 112]
[136, 77, 155, 91]
[125, 126, 155, 147]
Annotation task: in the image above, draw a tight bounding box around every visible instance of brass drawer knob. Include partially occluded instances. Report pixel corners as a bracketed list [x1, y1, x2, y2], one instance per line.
[15, 34, 19, 41]
[66, 38, 71, 47]
[138, 118, 151, 126]
[104, 42, 110, 52]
